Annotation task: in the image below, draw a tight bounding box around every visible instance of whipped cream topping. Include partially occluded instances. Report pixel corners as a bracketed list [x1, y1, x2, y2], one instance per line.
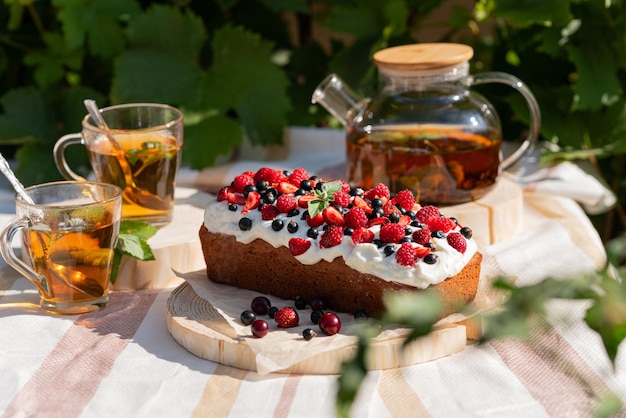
[203, 193, 477, 289]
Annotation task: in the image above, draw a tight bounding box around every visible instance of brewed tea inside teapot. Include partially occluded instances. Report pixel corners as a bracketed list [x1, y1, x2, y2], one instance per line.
[312, 43, 540, 205]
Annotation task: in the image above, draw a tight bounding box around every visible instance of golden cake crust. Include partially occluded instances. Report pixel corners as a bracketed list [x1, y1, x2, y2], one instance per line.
[199, 224, 481, 318]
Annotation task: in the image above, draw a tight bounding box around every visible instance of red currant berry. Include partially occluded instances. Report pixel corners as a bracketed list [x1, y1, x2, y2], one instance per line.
[318, 312, 341, 336]
[251, 319, 269, 338]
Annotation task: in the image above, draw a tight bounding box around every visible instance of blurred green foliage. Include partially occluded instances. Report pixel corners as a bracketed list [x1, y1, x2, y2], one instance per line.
[336, 234, 626, 416]
[0, 0, 623, 237]
[2, 1, 624, 414]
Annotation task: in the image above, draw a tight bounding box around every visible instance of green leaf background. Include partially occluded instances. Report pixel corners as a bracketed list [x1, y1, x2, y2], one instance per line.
[0, 0, 623, 243]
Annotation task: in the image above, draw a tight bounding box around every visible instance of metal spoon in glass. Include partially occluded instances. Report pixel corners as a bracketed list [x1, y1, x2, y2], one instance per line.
[83, 100, 167, 210]
[0, 152, 34, 204]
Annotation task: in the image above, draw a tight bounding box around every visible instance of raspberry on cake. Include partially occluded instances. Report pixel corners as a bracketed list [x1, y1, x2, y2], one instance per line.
[200, 167, 482, 318]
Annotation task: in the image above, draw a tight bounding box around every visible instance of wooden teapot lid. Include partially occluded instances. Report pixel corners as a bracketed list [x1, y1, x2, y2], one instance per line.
[373, 43, 474, 71]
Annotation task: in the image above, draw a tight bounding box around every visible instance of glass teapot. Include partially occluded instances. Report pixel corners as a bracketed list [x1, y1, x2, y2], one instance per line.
[311, 43, 540, 205]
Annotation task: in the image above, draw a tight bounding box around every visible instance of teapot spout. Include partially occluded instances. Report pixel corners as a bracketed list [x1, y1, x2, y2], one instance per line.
[312, 74, 367, 128]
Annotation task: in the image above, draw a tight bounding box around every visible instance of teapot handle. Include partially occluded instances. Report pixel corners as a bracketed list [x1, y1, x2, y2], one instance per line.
[464, 72, 541, 170]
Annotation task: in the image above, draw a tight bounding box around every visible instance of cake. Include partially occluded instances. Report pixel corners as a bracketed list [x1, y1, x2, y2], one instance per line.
[200, 167, 481, 318]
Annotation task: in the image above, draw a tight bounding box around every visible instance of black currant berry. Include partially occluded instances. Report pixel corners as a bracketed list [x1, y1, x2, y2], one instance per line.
[431, 230, 445, 239]
[295, 297, 307, 310]
[303, 328, 317, 341]
[300, 180, 312, 191]
[240, 310, 256, 325]
[272, 219, 284, 231]
[460, 226, 473, 239]
[256, 180, 269, 192]
[310, 309, 324, 325]
[354, 310, 369, 321]
[243, 184, 257, 197]
[238, 217, 252, 231]
[287, 220, 299, 233]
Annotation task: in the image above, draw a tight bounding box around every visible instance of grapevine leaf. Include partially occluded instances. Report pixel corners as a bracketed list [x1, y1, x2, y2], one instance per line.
[449, 5, 473, 29]
[124, 4, 206, 60]
[203, 25, 290, 146]
[285, 42, 331, 126]
[111, 5, 205, 104]
[212, 0, 237, 10]
[0, 86, 105, 185]
[258, 0, 308, 13]
[328, 38, 379, 91]
[230, 1, 292, 49]
[24, 33, 83, 89]
[15, 143, 63, 186]
[5, 1, 25, 31]
[182, 112, 243, 169]
[491, 0, 572, 27]
[52, 0, 141, 57]
[323, 0, 409, 38]
[111, 49, 202, 104]
[325, 0, 410, 39]
[567, 43, 622, 111]
[0, 88, 56, 143]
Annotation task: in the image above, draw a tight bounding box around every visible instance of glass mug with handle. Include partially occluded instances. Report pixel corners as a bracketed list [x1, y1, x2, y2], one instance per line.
[54, 103, 183, 226]
[0, 181, 122, 315]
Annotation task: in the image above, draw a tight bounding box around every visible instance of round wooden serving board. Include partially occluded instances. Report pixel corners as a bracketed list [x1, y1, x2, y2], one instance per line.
[166, 282, 470, 375]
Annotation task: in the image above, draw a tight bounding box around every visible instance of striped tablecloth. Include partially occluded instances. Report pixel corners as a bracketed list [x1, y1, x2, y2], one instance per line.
[0, 129, 624, 417]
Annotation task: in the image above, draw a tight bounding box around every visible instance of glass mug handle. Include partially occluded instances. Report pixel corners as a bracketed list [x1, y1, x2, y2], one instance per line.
[0, 218, 49, 296]
[53, 133, 88, 182]
[463, 72, 541, 170]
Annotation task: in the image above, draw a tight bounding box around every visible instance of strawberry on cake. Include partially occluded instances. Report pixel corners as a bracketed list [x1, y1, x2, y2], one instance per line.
[199, 167, 482, 318]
